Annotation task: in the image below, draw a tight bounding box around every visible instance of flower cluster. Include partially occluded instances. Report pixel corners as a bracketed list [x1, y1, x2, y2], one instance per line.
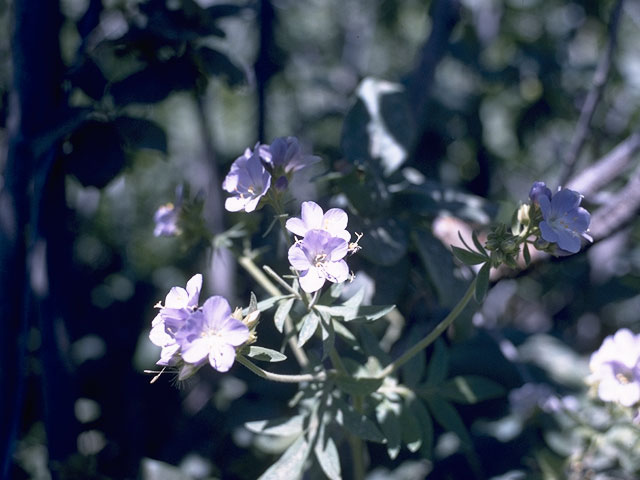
[222, 137, 320, 213]
[286, 201, 359, 293]
[528, 181, 591, 255]
[149, 274, 250, 374]
[588, 329, 640, 407]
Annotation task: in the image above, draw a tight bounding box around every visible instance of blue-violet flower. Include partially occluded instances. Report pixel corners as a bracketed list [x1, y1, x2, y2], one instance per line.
[288, 229, 349, 293]
[222, 147, 271, 213]
[150, 274, 202, 365]
[528, 181, 552, 205]
[259, 136, 320, 174]
[154, 203, 180, 237]
[286, 201, 351, 243]
[589, 329, 640, 407]
[538, 187, 591, 254]
[176, 296, 249, 372]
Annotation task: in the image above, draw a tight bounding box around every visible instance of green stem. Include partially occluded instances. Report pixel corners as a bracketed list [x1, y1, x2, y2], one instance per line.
[263, 265, 301, 299]
[377, 278, 477, 379]
[236, 355, 327, 383]
[349, 395, 366, 480]
[328, 347, 347, 375]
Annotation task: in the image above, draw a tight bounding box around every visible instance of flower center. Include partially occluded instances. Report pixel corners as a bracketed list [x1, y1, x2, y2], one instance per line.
[615, 371, 634, 385]
[314, 253, 327, 267]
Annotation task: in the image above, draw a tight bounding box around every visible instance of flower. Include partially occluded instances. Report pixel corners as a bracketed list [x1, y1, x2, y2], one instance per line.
[588, 329, 640, 407]
[222, 147, 271, 212]
[286, 201, 351, 242]
[175, 296, 249, 372]
[538, 187, 591, 254]
[259, 136, 320, 174]
[528, 181, 552, 205]
[288, 229, 349, 293]
[149, 274, 202, 365]
[153, 203, 181, 237]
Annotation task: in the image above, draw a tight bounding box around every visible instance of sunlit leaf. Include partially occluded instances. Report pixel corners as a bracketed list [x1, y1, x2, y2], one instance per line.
[245, 415, 304, 437]
[274, 298, 294, 333]
[375, 399, 402, 459]
[246, 346, 287, 363]
[258, 435, 309, 480]
[297, 311, 320, 348]
[333, 398, 384, 443]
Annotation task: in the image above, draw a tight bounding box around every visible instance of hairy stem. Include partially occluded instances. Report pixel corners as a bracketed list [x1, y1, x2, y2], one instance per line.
[377, 278, 477, 379]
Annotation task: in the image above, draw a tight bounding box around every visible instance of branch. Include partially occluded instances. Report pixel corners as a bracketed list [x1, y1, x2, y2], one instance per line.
[566, 130, 640, 196]
[558, 0, 625, 186]
[588, 164, 640, 241]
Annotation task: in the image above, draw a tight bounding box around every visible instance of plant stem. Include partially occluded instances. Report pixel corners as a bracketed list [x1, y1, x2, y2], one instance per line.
[263, 265, 301, 299]
[236, 355, 327, 383]
[377, 278, 477, 379]
[349, 395, 366, 480]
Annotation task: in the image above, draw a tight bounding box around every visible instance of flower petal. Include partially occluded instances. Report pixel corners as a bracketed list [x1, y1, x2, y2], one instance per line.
[225, 196, 246, 212]
[185, 274, 203, 306]
[220, 317, 250, 347]
[181, 338, 210, 364]
[326, 237, 348, 261]
[323, 208, 348, 234]
[209, 341, 237, 372]
[539, 221, 559, 244]
[323, 259, 349, 283]
[299, 267, 325, 293]
[300, 201, 324, 230]
[288, 244, 311, 271]
[551, 188, 581, 212]
[202, 296, 232, 330]
[285, 217, 308, 237]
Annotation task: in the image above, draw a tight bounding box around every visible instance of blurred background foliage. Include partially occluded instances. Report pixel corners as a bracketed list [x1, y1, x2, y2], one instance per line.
[2, 0, 640, 478]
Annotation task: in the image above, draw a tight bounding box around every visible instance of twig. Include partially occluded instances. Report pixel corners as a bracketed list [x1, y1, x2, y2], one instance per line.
[558, 0, 625, 185]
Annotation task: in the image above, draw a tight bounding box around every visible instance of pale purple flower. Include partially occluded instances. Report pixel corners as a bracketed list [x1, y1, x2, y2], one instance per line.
[175, 296, 249, 372]
[538, 187, 591, 254]
[150, 274, 202, 365]
[589, 329, 640, 407]
[154, 203, 180, 237]
[528, 181, 552, 205]
[259, 136, 320, 174]
[222, 148, 271, 213]
[288, 229, 349, 293]
[286, 201, 351, 242]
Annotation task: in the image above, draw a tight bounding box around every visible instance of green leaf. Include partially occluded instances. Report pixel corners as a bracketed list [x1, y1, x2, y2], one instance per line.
[297, 311, 320, 348]
[408, 397, 434, 459]
[274, 298, 294, 333]
[350, 216, 408, 266]
[319, 311, 335, 361]
[472, 231, 488, 256]
[243, 295, 291, 316]
[400, 400, 423, 452]
[258, 435, 309, 480]
[334, 374, 383, 396]
[413, 228, 467, 308]
[114, 116, 167, 153]
[451, 246, 488, 266]
[375, 399, 402, 459]
[245, 415, 305, 436]
[401, 328, 426, 388]
[331, 320, 358, 346]
[65, 120, 127, 189]
[440, 375, 505, 404]
[425, 339, 449, 385]
[318, 282, 346, 306]
[523, 241, 531, 265]
[474, 262, 491, 302]
[249, 291, 258, 313]
[425, 396, 472, 448]
[314, 424, 341, 480]
[246, 346, 287, 363]
[314, 304, 395, 323]
[341, 77, 413, 177]
[194, 46, 246, 86]
[333, 398, 385, 443]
